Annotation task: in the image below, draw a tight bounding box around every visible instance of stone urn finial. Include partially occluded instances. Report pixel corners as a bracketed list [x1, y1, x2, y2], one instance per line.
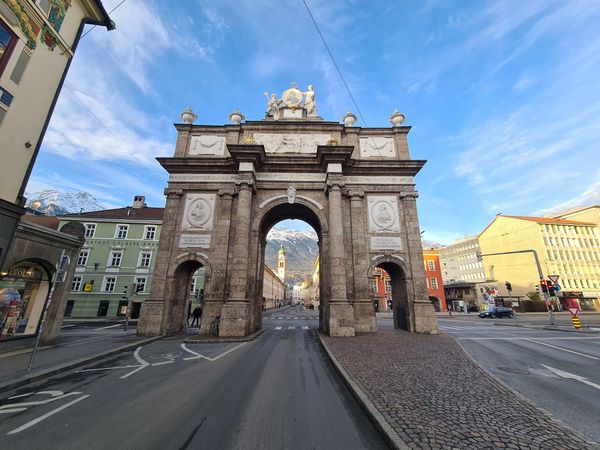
[180, 107, 197, 124]
[390, 109, 405, 127]
[342, 111, 357, 127]
[228, 109, 245, 125]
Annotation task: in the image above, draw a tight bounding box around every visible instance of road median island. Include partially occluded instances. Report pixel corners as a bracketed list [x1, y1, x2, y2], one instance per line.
[318, 329, 599, 450]
[0, 336, 162, 394]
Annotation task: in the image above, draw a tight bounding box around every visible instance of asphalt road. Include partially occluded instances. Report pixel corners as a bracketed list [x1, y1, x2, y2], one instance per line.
[0, 307, 387, 450]
[438, 317, 600, 444]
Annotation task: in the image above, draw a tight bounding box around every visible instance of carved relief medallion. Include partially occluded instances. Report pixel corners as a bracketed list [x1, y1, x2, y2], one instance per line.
[359, 137, 396, 158]
[182, 193, 216, 231]
[281, 87, 304, 108]
[189, 135, 226, 156]
[368, 196, 400, 233]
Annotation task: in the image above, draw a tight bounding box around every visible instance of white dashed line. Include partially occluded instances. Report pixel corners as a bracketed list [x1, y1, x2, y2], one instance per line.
[288, 326, 295, 330]
[275, 326, 282, 330]
[302, 326, 309, 330]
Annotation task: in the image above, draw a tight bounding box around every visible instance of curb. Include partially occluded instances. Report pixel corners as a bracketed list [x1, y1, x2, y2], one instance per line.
[184, 328, 266, 344]
[0, 336, 163, 395]
[452, 337, 600, 448]
[492, 322, 599, 333]
[316, 332, 409, 450]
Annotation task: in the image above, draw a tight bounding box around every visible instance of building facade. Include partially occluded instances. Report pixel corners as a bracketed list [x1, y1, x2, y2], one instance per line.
[423, 249, 446, 312]
[57, 196, 170, 319]
[438, 236, 486, 284]
[262, 265, 286, 309]
[137, 86, 437, 338]
[479, 215, 600, 310]
[0, 0, 112, 271]
[554, 205, 600, 227]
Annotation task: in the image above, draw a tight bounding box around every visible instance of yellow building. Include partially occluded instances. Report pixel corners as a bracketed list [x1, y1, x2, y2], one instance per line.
[478, 215, 600, 310]
[554, 205, 600, 227]
[262, 265, 286, 309]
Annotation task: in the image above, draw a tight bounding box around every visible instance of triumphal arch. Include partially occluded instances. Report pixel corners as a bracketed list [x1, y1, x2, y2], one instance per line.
[138, 85, 438, 337]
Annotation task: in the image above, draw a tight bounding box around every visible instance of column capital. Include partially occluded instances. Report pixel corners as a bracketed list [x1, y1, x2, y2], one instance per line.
[163, 188, 183, 198]
[346, 189, 365, 199]
[400, 191, 419, 199]
[218, 188, 236, 198]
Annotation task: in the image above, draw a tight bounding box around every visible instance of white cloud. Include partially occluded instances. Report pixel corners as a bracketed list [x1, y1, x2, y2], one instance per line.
[534, 180, 600, 216]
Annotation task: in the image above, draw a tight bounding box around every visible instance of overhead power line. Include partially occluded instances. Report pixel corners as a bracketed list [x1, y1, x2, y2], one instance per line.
[301, 0, 367, 126]
[81, 0, 128, 39]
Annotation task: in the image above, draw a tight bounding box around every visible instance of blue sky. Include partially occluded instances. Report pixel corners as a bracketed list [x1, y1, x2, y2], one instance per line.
[27, 0, 600, 244]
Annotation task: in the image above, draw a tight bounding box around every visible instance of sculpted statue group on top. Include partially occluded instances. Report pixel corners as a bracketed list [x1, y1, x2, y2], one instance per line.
[264, 83, 318, 119]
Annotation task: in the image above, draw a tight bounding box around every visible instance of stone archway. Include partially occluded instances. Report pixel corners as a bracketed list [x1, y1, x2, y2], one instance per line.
[138, 86, 438, 337]
[250, 198, 325, 332]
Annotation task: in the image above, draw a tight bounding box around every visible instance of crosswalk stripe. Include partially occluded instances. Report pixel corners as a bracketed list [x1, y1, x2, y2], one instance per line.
[275, 326, 282, 330]
[302, 326, 309, 330]
[288, 326, 295, 330]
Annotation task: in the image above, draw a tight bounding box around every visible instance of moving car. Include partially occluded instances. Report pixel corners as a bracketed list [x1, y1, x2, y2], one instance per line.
[479, 306, 515, 319]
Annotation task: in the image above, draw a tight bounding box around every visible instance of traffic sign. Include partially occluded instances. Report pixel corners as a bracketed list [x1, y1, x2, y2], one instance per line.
[568, 307, 579, 317]
[548, 275, 560, 283]
[553, 284, 561, 291]
[571, 316, 581, 330]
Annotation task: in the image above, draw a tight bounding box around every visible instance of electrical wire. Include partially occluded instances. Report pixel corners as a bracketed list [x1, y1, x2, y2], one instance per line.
[81, 0, 128, 39]
[301, 0, 368, 126]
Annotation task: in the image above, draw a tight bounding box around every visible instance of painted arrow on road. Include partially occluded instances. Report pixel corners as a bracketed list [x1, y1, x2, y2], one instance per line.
[541, 364, 600, 391]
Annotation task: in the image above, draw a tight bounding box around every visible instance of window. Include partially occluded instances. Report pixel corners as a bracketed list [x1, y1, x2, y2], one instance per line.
[372, 280, 378, 292]
[71, 276, 82, 291]
[139, 251, 151, 268]
[116, 225, 128, 239]
[103, 277, 116, 292]
[430, 277, 438, 289]
[427, 260, 435, 271]
[108, 250, 123, 267]
[0, 19, 17, 77]
[144, 225, 156, 240]
[84, 223, 96, 238]
[77, 249, 89, 266]
[384, 279, 392, 293]
[135, 277, 147, 293]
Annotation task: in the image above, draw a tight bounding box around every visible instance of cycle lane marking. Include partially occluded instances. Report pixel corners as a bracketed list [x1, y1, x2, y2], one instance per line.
[181, 342, 247, 361]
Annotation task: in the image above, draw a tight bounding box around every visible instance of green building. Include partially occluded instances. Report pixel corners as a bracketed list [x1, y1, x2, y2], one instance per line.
[58, 196, 205, 319]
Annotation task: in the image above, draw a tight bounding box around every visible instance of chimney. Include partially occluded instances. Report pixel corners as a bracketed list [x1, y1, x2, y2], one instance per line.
[132, 195, 146, 209]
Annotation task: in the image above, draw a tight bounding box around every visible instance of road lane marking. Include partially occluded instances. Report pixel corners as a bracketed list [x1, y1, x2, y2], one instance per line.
[275, 326, 282, 330]
[288, 326, 295, 330]
[181, 342, 247, 362]
[120, 347, 149, 379]
[302, 326, 309, 330]
[525, 339, 599, 360]
[459, 336, 600, 340]
[7, 395, 90, 435]
[93, 323, 123, 330]
[151, 360, 175, 366]
[1, 391, 83, 414]
[541, 364, 600, 391]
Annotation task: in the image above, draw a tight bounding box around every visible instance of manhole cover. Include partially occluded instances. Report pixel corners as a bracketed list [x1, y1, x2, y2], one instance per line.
[497, 366, 530, 375]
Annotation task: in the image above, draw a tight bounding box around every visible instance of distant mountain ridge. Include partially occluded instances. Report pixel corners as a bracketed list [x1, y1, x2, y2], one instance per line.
[265, 227, 318, 286]
[25, 190, 106, 216]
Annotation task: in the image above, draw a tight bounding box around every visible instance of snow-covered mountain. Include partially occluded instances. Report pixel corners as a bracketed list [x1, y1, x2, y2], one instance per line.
[265, 227, 318, 285]
[25, 190, 106, 216]
[422, 239, 443, 249]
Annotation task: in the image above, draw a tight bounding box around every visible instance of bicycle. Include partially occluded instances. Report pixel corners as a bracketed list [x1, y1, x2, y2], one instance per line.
[209, 315, 221, 337]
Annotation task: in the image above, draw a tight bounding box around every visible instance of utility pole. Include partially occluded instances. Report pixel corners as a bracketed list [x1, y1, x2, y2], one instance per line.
[478, 249, 555, 325]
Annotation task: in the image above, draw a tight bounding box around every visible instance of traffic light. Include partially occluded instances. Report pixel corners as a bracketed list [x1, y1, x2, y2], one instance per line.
[476, 251, 482, 262]
[546, 280, 555, 297]
[122, 285, 129, 300]
[505, 281, 512, 292]
[539, 280, 548, 294]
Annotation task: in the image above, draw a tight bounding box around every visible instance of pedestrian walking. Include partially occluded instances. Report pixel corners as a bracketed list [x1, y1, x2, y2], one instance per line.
[187, 303, 192, 326]
[191, 306, 202, 327]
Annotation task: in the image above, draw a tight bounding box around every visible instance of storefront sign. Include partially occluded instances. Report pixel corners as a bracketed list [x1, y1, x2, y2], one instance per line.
[1, 265, 43, 281]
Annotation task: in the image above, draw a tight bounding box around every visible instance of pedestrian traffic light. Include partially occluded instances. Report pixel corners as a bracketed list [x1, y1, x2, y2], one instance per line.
[505, 281, 512, 292]
[539, 280, 548, 293]
[546, 280, 555, 297]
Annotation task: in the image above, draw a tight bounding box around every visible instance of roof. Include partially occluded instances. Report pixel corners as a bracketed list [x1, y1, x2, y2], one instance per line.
[479, 214, 596, 237]
[60, 207, 164, 221]
[552, 204, 600, 218]
[90, 0, 115, 30]
[21, 214, 60, 230]
[501, 215, 595, 226]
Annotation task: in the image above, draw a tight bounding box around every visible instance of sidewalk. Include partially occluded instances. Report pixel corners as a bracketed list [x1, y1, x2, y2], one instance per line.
[0, 327, 161, 394]
[319, 326, 599, 450]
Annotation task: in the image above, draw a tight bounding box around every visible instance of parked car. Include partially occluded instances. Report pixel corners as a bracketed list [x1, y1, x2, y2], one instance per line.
[479, 306, 515, 319]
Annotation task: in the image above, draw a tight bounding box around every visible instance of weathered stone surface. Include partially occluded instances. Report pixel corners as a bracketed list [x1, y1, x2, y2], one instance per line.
[139, 116, 436, 337]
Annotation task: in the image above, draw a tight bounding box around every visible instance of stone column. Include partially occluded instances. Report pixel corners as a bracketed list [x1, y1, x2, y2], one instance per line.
[400, 191, 438, 334]
[326, 173, 355, 336]
[138, 188, 184, 336]
[221, 173, 254, 336]
[200, 189, 234, 335]
[349, 190, 376, 332]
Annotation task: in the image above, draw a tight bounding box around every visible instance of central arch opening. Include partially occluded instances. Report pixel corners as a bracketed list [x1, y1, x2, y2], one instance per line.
[252, 201, 324, 331]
